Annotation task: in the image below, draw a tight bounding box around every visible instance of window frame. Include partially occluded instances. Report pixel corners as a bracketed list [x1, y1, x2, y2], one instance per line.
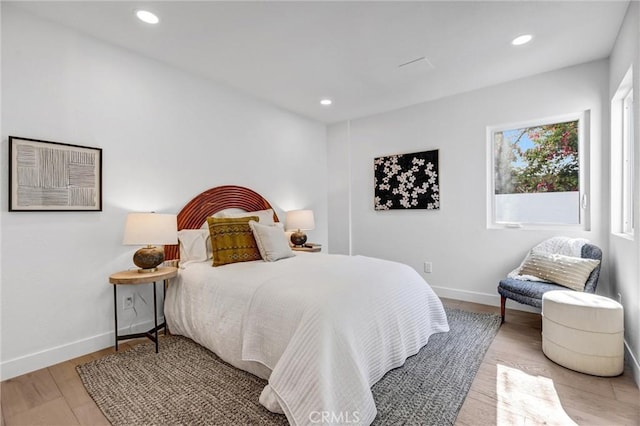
[611, 67, 634, 239]
[486, 111, 590, 230]
[621, 89, 634, 236]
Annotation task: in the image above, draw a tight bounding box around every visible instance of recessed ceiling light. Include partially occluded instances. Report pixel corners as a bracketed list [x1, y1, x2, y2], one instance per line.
[136, 10, 159, 25]
[511, 34, 533, 46]
[320, 99, 333, 106]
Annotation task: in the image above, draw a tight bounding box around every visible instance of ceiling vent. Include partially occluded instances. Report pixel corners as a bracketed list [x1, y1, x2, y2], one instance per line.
[398, 56, 435, 70]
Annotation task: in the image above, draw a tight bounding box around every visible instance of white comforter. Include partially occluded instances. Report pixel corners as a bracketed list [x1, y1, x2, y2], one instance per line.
[165, 253, 449, 425]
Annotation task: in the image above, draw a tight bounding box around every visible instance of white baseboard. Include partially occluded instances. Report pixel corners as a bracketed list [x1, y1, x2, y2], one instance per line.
[430, 285, 541, 314]
[624, 340, 640, 388]
[0, 318, 163, 381]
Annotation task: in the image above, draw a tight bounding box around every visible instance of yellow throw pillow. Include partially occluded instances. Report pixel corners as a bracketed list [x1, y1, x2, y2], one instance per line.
[206, 216, 261, 267]
[519, 251, 600, 291]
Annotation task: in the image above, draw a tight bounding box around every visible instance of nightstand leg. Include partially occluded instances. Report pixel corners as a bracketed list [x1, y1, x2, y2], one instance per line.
[113, 284, 119, 351]
[163, 278, 168, 335]
[153, 281, 158, 353]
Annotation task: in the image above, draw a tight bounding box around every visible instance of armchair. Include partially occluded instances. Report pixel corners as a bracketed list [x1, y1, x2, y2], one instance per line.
[498, 241, 602, 322]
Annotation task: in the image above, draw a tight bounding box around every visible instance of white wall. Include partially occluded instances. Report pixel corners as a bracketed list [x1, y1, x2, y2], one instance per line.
[608, 1, 640, 386]
[327, 122, 351, 255]
[328, 60, 609, 308]
[0, 6, 327, 379]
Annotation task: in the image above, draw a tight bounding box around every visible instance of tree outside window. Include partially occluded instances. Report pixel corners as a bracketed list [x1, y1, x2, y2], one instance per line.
[494, 120, 579, 195]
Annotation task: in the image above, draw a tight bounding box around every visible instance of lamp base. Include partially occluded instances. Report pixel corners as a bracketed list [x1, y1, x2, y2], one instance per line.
[133, 246, 164, 273]
[290, 230, 307, 247]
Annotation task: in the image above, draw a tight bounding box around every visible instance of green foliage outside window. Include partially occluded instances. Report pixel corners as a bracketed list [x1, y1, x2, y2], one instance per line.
[494, 120, 579, 194]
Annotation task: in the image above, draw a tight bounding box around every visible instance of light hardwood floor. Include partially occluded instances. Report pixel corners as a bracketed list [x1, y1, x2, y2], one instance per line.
[1, 299, 638, 425]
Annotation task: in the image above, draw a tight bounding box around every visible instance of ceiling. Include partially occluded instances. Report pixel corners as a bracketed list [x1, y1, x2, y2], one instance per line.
[7, 1, 630, 124]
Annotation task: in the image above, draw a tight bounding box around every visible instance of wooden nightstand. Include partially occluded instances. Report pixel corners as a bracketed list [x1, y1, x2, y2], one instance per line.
[292, 243, 321, 252]
[109, 266, 178, 353]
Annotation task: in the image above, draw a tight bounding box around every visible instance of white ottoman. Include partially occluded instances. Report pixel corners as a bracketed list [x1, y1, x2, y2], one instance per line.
[542, 290, 624, 377]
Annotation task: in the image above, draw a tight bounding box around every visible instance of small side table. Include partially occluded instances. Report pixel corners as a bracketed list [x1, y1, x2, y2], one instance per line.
[292, 243, 321, 253]
[109, 266, 178, 353]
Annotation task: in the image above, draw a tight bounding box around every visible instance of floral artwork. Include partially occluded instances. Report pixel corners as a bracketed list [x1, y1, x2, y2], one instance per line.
[374, 149, 439, 210]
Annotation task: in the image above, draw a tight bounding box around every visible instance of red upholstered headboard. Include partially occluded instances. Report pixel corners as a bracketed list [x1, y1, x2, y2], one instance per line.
[164, 185, 279, 261]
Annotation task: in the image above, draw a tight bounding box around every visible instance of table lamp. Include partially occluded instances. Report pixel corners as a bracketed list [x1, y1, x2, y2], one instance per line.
[123, 212, 177, 273]
[285, 209, 315, 247]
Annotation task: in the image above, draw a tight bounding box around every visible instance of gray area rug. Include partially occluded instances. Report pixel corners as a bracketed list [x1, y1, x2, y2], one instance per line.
[77, 308, 501, 425]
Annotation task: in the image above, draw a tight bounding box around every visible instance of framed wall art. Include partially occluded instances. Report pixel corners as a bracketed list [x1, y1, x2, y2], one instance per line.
[9, 136, 102, 211]
[374, 149, 439, 210]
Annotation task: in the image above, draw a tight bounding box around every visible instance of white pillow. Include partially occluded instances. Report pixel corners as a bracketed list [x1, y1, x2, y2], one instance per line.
[519, 251, 600, 291]
[177, 229, 212, 266]
[248, 221, 294, 262]
[211, 208, 245, 218]
[220, 208, 275, 226]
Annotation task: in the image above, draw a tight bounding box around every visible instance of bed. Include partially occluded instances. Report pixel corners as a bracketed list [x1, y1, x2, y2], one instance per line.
[163, 185, 449, 425]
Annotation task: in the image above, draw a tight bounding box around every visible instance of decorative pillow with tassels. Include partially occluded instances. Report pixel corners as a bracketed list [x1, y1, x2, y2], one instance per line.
[519, 251, 600, 291]
[206, 216, 261, 266]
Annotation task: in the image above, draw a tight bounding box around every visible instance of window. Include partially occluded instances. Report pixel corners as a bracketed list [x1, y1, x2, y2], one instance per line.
[611, 67, 634, 237]
[488, 113, 588, 228]
[622, 89, 634, 235]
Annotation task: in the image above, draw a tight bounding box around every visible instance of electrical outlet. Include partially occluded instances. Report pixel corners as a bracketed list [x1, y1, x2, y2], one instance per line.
[424, 262, 433, 273]
[123, 295, 134, 310]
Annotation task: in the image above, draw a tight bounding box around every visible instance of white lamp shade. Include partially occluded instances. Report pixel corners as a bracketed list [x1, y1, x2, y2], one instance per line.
[123, 213, 178, 246]
[285, 210, 315, 231]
